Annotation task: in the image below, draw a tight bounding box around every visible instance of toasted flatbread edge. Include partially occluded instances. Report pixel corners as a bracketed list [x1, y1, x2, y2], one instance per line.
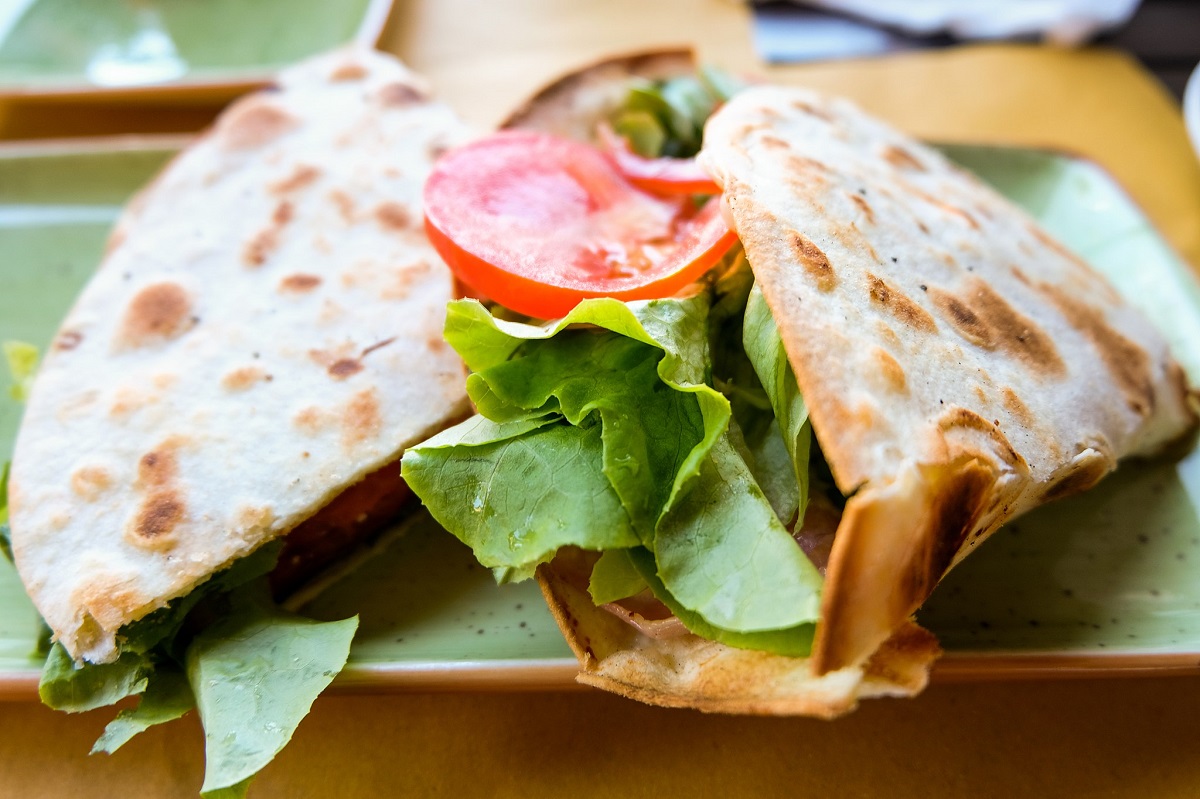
[537, 561, 940, 718]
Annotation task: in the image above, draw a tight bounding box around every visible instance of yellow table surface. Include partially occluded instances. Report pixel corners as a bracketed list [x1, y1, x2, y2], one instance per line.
[4, 1, 1200, 796]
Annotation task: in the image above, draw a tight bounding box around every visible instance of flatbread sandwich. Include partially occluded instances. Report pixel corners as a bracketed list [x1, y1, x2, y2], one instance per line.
[401, 51, 1199, 717]
[1, 48, 469, 794]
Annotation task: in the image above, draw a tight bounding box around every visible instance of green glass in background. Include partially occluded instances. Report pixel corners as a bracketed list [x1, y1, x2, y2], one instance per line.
[0, 0, 377, 88]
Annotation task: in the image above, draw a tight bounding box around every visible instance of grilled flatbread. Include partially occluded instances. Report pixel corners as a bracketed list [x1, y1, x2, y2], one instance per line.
[699, 86, 1197, 673]
[7, 48, 470, 664]
[492, 54, 1197, 714]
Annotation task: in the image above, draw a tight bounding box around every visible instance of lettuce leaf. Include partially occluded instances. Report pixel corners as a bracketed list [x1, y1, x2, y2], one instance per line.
[654, 434, 820, 631]
[3, 340, 38, 402]
[118, 540, 283, 659]
[404, 416, 640, 575]
[34, 540, 353, 797]
[0, 461, 10, 562]
[588, 549, 647, 605]
[187, 590, 356, 795]
[743, 284, 812, 526]
[406, 293, 823, 649]
[39, 644, 151, 713]
[612, 68, 746, 159]
[92, 666, 194, 754]
[627, 548, 814, 656]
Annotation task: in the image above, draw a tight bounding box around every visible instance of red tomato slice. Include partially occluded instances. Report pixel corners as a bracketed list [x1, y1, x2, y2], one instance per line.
[596, 123, 722, 196]
[424, 130, 737, 319]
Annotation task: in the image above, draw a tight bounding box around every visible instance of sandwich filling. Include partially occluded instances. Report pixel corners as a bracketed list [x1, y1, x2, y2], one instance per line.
[405, 70, 837, 657]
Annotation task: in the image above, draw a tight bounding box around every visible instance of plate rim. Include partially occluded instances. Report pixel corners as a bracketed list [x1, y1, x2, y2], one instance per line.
[0, 0, 395, 103]
[1, 133, 1199, 701]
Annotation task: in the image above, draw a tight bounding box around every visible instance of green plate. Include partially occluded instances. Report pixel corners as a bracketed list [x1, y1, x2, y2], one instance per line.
[1, 138, 1199, 695]
[0, 0, 392, 98]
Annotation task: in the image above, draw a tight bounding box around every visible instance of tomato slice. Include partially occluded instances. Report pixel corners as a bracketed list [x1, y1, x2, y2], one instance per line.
[424, 130, 737, 319]
[596, 123, 722, 196]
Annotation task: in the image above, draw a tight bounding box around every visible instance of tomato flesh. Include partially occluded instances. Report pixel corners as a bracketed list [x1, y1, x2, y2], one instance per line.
[597, 123, 722, 196]
[423, 130, 736, 319]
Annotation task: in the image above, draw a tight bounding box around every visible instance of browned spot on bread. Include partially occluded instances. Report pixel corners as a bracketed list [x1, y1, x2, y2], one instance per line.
[1039, 282, 1153, 413]
[1001, 387, 1033, 427]
[972, 281, 1064, 374]
[280, 273, 322, 293]
[929, 287, 989, 347]
[789, 232, 836, 291]
[920, 460, 994, 589]
[70, 466, 113, 501]
[375, 201, 412, 231]
[343, 389, 382, 449]
[243, 201, 295, 267]
[861, 622, 942, 689]
[929, 280, 1065, 376]
[791, 100, 833, 121]
[973, 385, 988, 405]
[873, 348, 907, 393]
[55, 330, 83, 351]
[308, 343, 357, 371]
[883, 145, 924, 171]
[786, 155, 830, 176]
[330, 190, 356, 222]
[222, 365, 269, 392]
[137, 448, 178, 489]
[937, 406, 1023, 469]
[243, 229, 277, 268]
[1010, 266, 1031, 286]
[109, 386, 151, 419]
[1042, 453, 1112, 502]
[875, 321, 901, 348]
[236, 505, 276, 531]
[330, 62, 368, 81]
[119, 282, 194, 346]
[426, 336, 449, 353]
[328, 358, 364, 380]
[218, 99, 298, 150]
[131, 490, 184, 544]
[294, 406, 326, 435]
[270, 164, 320, 194]
[273, 201, 294, 226]
[849, 193, 874, 224]
[760, 134, 790, 150]
[866, 273, 936, 333]
[377, 81, 426, 106]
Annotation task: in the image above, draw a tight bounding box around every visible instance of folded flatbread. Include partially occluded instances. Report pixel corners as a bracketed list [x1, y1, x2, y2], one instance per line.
[7, 48, 470, 665]
[495, 54, 1197, 715]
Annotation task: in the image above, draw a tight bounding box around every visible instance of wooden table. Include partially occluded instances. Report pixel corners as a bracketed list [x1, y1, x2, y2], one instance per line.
[3, 1, 1200, 796]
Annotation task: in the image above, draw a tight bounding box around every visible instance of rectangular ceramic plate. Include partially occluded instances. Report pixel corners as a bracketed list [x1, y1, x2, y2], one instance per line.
[0, 0, 393, 101]
[1, 137, 1200, 698]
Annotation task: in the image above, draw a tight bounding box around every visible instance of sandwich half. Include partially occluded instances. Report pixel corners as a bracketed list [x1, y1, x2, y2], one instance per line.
[4, 48, 469, 793]
[402, 51, 1198, 717]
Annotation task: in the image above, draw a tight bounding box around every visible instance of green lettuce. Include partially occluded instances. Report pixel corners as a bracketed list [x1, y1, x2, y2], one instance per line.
[0, 461, 10, 561]
[34, 541, 355, 797]
[743, 284, 812, 527]
[3, 340, 38, 402]
[404, 291, 823, 651]
[588, 549, 647, 605]
[92, 666, 193, 754]
[611, 67, 746, 158]
[39, 645, 151, 713]
[187, 589, 357, 796]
